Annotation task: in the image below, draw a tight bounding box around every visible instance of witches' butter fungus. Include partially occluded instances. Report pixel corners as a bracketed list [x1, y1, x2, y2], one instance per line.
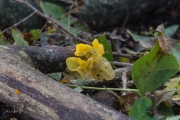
[64, 39, 115, 81]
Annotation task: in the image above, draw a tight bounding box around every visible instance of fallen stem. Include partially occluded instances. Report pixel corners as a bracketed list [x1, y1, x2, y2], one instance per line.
[65, 84, 139, 92]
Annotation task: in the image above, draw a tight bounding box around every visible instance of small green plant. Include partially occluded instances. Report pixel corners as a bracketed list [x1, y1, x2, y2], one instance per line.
[130, 24, 179, 119]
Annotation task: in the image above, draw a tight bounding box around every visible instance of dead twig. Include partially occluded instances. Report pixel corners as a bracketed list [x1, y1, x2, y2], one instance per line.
[14, 0, 91, 44]
[121, 14, 129, 28]
[39, 15, 52, 33]
[110, 61, 133, 67]
[2, 11, 36, 33]
[113, 52, 133, 58]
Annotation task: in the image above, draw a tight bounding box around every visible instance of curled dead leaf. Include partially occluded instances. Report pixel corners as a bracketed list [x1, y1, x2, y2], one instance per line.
[147, 89, 177, 119]
[154, 24, 172, 53]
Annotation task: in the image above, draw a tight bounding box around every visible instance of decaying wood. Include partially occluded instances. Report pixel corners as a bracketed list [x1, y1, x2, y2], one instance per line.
[11, 46, 75, 73]
[0, 46, 132, 120]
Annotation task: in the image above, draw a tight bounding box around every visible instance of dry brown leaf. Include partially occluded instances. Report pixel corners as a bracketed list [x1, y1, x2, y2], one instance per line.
[147, 89, 177, 119]
[154, 24, 172, 53]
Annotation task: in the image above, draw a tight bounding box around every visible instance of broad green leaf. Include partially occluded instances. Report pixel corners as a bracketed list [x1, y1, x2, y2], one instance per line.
[129, 97, 157, 120]
[11, 27, 29, 46]
[40, 2, 90, 36]
[30, 29, 40, 40]
[131, 24, 179, 96]
[97, 34, 114, 62]
[47, 72, 62, 81]
[131, 42, 179, 96]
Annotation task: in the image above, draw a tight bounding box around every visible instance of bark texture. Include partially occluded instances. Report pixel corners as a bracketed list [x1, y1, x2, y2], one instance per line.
[0, 46, 132, 120]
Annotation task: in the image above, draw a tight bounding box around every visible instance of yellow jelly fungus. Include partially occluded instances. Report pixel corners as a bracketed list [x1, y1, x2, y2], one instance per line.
[90, 47, 102, 62]
[85, 57, 94, 69]
[75, 44, 92, 57]
[90, 39, 105, 62]
[92, 39, 105, 55]
[92, 57, 115, 81]
[66, 57, 89, 80]
[64, 39, 115, 81]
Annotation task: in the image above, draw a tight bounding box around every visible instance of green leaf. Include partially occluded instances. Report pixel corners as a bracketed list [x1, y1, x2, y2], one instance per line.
[166, 115, 180, 120]
[127, 30, 156, 48]
[157, 101, 174, 117]
[73, 86, 83, 93]
[47, 73, 62, 81]
[131, 24, 179, 96]
[30, 29, 40, 40]
[11, 27, 29, 46]
[40, 2, 90, 36]
[129, 97, 157, 120]
[97, 34, 114, 62]
[132, 41, 179, 96]
[165, 25, 179, 38]
[172, 41, 180, 65]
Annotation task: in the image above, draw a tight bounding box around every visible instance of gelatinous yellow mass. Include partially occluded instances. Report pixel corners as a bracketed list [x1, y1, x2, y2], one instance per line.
[90, 39, 105, 62]
[65, 39, 115, 81]
[75, 44, 92, 57]
[92, 39, 104, 55]
[92, 57, 115, 81]
[66, 57, 88, 80]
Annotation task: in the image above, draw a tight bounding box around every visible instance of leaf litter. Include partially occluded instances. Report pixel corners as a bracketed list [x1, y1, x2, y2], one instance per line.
[1, 1, 180, 120]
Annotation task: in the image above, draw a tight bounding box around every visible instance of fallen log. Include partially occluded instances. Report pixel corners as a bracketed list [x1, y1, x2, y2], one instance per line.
[0, 46, 132, 120]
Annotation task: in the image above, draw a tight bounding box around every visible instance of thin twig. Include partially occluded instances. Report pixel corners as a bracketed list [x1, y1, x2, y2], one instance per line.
[39, 15, 52, 33]
[2, 11, 36, 33]
[121, 72, 128, 95]
[103, 86, 132, 109]
[14, 0, 91, 44]
[68, 3, 74, 32]
[110, 61, 133, 67]
[103, 86, 124, 100]
[113, 52, 133, 58]
[121, 14, 129, 28]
